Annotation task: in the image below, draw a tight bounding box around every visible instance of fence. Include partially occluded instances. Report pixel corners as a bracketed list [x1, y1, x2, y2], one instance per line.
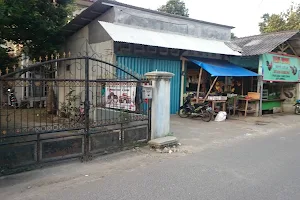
[0, 55, 151, 175]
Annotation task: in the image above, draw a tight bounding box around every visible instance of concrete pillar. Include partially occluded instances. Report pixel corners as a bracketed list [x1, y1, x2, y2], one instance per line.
[296, 83, 300, 100]
[145, 71, 174, 139]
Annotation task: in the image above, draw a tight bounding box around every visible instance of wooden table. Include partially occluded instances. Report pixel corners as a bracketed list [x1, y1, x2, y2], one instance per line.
[227, 96, 238, 116]
[236, 98, 259, 117]
[206, 99, 226, 112]
[192, 98, 226, 112]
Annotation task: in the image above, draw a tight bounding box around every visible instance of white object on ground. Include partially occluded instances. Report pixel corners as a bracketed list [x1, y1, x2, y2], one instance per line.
[214, 111, 227, 122]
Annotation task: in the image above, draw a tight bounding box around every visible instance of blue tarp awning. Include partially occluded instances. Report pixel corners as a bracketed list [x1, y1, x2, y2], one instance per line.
[188, 58, 259, 77]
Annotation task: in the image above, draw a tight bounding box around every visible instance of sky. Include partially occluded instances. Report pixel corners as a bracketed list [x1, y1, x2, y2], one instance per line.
[118, 0, 300, 37]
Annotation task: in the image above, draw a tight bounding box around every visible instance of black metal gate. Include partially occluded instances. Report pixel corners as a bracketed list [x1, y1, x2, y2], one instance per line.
[0, 55, 150, 175]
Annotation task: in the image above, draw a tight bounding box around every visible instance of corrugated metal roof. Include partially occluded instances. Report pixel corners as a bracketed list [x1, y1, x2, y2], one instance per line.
[226, 30, 299, 56]
[99, 21, 240, 56]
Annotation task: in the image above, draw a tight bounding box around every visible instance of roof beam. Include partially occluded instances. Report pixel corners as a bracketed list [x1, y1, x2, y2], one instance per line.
[62, 29, 76, 32]
[81, 17, 92, 21]
[280, 43, 289, 52]
[71, 24, 83, 27]
[286, 41, 298, 56]
[91, 10, 102, 14]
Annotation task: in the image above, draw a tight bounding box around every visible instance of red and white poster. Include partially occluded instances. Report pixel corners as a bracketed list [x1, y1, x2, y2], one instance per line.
[105, 82, 137, 111]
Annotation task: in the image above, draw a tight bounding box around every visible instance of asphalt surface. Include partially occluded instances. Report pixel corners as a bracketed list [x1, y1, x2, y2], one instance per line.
[14, 126, 300, 200]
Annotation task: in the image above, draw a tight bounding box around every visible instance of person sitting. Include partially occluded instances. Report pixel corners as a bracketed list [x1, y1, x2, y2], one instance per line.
[215, 81, 224, 94]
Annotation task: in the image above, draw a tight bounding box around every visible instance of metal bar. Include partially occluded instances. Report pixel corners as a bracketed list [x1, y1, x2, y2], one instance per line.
[84, 57, 90, 159]
[180, 58, 186, 106]
[88, 57, 141, 80]
[0, 80, 2, 132]
[1, 78, 140, 83]
[148, 98, 152, 140]
[0, 57, 86, 79]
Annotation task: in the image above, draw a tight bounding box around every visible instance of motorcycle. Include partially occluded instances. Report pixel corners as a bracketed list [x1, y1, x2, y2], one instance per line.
[178, 94, 213, 122]
[7, 88, 18, 108]
[294, 100, 300, 115]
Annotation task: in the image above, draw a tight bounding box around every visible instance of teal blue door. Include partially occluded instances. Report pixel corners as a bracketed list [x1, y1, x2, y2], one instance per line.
[116, 56, 181, 114]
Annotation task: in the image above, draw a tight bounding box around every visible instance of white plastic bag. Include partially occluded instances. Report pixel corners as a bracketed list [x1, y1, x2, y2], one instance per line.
[214, 111, 227, 122]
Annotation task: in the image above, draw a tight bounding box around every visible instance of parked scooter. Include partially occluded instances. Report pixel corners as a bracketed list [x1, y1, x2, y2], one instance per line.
[294, 100, 300, 115]
[178, 93, 213, 122]
[7, 88, 18, 108]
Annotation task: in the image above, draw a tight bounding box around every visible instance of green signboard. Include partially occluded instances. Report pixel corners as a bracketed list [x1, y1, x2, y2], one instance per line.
[262, 53, 300, 82]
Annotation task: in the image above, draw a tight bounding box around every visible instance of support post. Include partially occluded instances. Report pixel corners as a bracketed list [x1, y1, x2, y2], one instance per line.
[145, 71, 174, 139]
[180, 58, 186, 106]
[242, 78, 244, 96]
[83, 56, 90, 160]
[296, 83, 300, 99]
[256, 55, 263, 117]
[196, 68, 203, 103]
[257, 76, 263, 116]
[203, 76, 218, 102]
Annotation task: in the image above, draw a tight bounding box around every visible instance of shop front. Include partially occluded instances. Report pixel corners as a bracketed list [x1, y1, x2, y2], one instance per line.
[259, 53, 300, 114]
[183, 58, 260, 117]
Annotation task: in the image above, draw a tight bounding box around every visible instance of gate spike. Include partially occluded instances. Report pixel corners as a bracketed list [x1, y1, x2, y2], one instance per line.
[33, 58, 36, 63]
[13, 65, 16, 72]
[45, 55, 48, 61]
[51, 54, 54, 60]
[68, 51, 71, 58]
[63, 52, 66, 58]
[6, 67, 9, 74]
[56, 53, 60, 59]
[39, 56, 42, 62]
[0, 70, 2, 76]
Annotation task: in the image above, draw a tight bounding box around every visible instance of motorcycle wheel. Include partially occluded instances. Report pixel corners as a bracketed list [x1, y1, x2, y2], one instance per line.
[295, 106, 300, 115]
[178, 108, 190, 118]
[201, 110, 212, 122]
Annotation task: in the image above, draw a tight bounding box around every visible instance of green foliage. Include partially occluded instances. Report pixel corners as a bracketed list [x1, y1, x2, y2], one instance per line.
[119, 110, 130, 123]
[0, 0, 74, 59]
[0, 40, 18, 72]
[259, 3, 300, 33]
[59, 88, 81, 119]
[157, 0, 189, 17]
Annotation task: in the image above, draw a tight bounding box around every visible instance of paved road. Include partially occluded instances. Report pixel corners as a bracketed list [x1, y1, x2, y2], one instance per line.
[6, 126, 300, 200]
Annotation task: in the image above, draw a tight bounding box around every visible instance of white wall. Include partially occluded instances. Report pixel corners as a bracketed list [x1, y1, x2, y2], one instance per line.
[58, 29, 114, 119]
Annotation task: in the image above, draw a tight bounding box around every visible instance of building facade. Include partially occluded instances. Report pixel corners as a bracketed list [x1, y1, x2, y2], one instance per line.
[62, 0, 239, 114]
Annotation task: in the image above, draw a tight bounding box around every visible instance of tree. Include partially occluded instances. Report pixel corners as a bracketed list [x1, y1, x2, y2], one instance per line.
[0, 0, 74, 59]
[0, 0, 74, 114]
[0, 40, 18, 73]
[259, 3, 300, 33]
[231, 33, 237, 39]
[158, 0, 189, 17]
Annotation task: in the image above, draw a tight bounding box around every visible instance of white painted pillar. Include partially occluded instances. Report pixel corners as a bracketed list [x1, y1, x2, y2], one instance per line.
[145, 71, 174, 139]
[296, 83, 300, 100]
[257, 55, 263, 116]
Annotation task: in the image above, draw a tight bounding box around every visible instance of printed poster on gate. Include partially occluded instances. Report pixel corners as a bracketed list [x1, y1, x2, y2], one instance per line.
[261, 53, 300, 82]
[105, 82, 136, 111]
